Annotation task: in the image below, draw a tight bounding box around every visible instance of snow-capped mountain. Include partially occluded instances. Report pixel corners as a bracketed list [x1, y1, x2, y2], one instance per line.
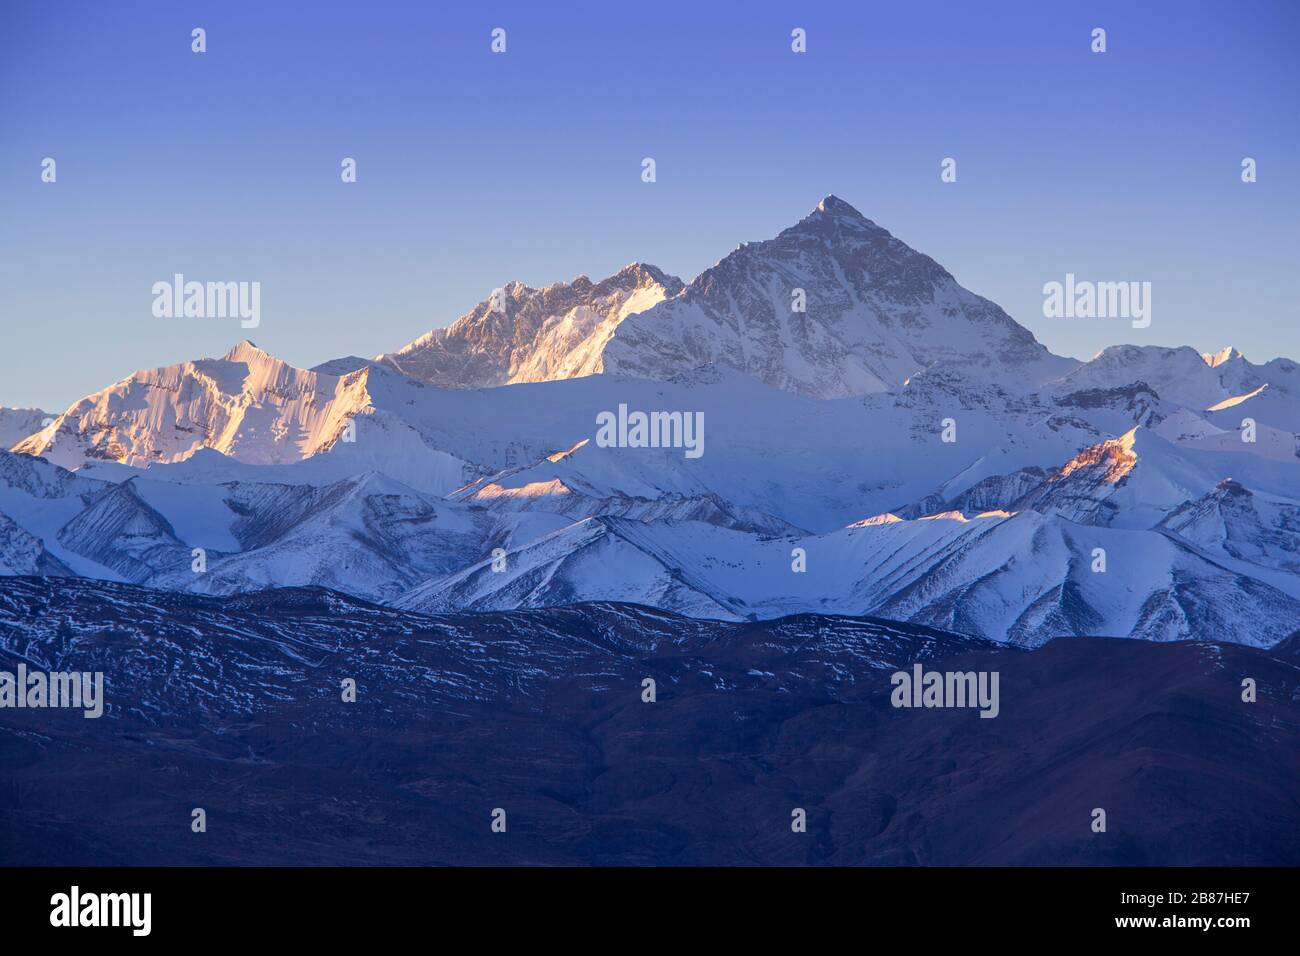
[379, 196, 1079, 398]
[601, 196, 1079, 397]
[2, 196, 1298, 648]
[12, 341, 371, 468]
[1047, 343, 1300, 410]
[12, 341, 470, 494]
[55, 480, 197, 584]
[394, 506, 1300, 648]
[1158, 478, 1300, 573]
[0, 407, 53, 451]
[451, 447, 800, 536]
[1001, 427, 1248, 528]
[377, 263, 683, 387]
[170, 472, 500, 602]
[0, 513, 70, 575]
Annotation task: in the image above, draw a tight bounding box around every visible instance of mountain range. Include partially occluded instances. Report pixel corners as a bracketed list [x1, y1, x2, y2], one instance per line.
[3, 196, 1298, 648]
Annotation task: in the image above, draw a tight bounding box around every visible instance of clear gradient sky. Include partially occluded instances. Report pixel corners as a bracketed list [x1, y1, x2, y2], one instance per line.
[1, 0, 1297, 411]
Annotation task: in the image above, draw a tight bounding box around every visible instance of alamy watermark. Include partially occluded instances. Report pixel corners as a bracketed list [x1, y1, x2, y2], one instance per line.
[595, 403, 704, 459]
[0, 665, 104, 718]
[50, 886, 150, 936]
[152, 274, 260, 328]
[1042, 273, 1150, 329]
[890, 664, 999, 718]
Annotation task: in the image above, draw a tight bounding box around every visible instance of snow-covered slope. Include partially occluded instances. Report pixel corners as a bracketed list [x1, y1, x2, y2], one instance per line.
[0, 451, 121, 578]
[55, 480, 198, 584]
[1158, 479, 1300, 573]
[395, 510, 1300, 648]
[397, 517, 744, 620]
[0, 512, 71, 575]
[0, 448, 565, 604]
[173, 472, 492, 602]
[886, 423, 1298, 531]
[1202, 383, 1300, 440]
[1008, 427, 1232, 528]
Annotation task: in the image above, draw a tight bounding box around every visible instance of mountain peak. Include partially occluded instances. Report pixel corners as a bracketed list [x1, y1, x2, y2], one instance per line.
[1216, 477, 1252, 496]
[613, 262, 677, 288]
[809, 194, 877, 226]
[1202, 346, 1244, 368]
[223, 340, 275, 364]
[815, 194, 856, 215]
[775, 194, 888, 244]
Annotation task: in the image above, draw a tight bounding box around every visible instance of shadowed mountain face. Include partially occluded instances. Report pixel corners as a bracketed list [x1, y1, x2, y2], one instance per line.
[601, 196, 1077, 397]
[2, 577, 1294, 866]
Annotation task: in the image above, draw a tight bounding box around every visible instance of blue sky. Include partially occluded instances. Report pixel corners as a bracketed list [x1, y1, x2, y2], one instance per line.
[1, 0, 1297, 411]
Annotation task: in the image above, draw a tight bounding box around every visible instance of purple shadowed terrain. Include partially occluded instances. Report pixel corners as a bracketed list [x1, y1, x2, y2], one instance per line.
[1, 577, 1296, 866]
